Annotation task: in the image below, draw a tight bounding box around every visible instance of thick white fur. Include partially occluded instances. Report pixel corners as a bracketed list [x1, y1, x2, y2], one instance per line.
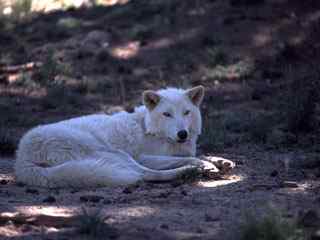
[14, 86, 206, 188]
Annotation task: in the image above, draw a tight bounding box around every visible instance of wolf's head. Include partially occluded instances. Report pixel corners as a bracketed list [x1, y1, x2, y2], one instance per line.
[143, 86, 204, 143]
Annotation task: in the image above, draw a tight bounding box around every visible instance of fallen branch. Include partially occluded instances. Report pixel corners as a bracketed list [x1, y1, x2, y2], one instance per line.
[0, 62, 43, 74]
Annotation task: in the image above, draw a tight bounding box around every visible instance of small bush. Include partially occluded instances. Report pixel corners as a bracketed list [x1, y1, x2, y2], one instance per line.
[238, 211, 306, 240]
[34, 48, 71, 86]
[76, 207, 118, 239]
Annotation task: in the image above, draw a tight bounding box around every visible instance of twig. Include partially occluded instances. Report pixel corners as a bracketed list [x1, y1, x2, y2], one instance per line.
[0, 62, 43, 74]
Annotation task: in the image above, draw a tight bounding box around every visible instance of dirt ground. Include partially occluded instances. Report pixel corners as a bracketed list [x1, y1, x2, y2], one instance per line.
[1, 0, 320, 239]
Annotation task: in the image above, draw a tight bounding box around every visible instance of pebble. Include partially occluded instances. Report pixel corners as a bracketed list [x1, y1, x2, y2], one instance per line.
[25, 188, 39, 194]
[42, 196, 56, 203]
[280, 181, 299, 188]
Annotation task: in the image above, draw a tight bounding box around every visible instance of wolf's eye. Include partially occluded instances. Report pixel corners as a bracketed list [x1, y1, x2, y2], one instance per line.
[184, 110, 190, 116]
[163, 112, 172, 117]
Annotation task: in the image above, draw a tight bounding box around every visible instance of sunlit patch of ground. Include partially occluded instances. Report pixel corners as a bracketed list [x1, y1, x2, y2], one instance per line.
[1, 0, 130, 17]
[198, 174, 244, 188]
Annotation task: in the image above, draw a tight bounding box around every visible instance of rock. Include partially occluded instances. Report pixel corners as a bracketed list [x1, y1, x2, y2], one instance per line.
[270, 170, 279, 177]
[103, 199, 112, 205]
[16, 182, 26, 187]
[82, 30, 111, 48]
[25, 188, 39, 194]
[157, 191, 171, 198]
[80, 195, 104, 203]
[180, 189, 188, 196]
[280, 181, 298, 188]
[160, 223, 169, 229]
[42, 196, 56, 203]
[204, 213, 220, 222]
[122, 187, 133, 194]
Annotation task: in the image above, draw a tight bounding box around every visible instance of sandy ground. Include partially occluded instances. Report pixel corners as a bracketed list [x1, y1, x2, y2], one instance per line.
[1, 147, 319, 240]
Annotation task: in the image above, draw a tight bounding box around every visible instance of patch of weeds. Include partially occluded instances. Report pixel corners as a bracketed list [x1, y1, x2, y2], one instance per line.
[10, 0, 33, 20]
[238, 210, 306, 240]
[76, 207, 118, 239]
[35, 48, 71, 86]
[57, 17, 81, 29]
[171, 167, 202, 187]
[205, 59, 254, 81]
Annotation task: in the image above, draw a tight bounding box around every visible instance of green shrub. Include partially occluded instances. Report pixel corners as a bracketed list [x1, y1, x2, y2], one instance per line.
[238, 211, 306, 240]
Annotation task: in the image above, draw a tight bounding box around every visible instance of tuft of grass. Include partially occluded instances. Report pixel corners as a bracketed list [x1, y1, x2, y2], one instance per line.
[76, 207, 118, 239]
[204, 59, 254, 81]
[34, 48, 71, 86]
[171, 167, 202, 187]
[238, 210, 306, 240]
[9, 0, 33, 20]
[57, 17, 81, 29]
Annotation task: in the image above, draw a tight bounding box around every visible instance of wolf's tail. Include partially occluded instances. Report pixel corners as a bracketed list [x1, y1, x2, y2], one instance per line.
[14, 150, 196, 188]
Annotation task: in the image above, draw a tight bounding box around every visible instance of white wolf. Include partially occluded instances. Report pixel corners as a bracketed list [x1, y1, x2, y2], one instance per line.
[14, 86, 222, 188]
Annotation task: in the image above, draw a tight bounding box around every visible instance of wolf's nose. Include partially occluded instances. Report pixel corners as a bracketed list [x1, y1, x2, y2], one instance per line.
[177, 130, 188, 140]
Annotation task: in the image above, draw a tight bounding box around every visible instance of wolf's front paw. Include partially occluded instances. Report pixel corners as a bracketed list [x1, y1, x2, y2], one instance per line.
[204, 156, 236, 174]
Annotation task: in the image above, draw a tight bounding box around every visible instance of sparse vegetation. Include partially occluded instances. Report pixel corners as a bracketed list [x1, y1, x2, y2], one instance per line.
[0, 1, 320, 239]
[238, 210, 306, 240]
[171, 167, 202, 186]
[76, 207, 118, 239]
[34, 48, 72, 86]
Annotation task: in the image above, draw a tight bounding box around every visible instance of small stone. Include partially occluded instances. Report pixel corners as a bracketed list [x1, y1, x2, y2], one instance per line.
[270, 170, 279, 177]
[280, 181, 299, 188]
[122, 187, 133, 194]
[157, 191, 171, 198]
[160, 224, 169, 229]
[103, 199, 112, 205]
[16, 182, 26, 187]
[196, 227, 204, 233]
[181, 189, 188, 196]
[42, 196, 56, 203]
[80, 195, 104, 203]
[25, 188, 39, 194]
[204, 213, 220, 222]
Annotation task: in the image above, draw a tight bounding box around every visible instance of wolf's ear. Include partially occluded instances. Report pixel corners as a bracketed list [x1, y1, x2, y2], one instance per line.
[186, 85, 205, 106]
[143, 90, 161, 110]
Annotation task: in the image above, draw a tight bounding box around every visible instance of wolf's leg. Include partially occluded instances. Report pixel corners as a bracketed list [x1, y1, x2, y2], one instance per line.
[15, 126, 108, 187]
[203, 156, 236, 173]
[41, 150, 199, 187]
[137, 154, 217, 171]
